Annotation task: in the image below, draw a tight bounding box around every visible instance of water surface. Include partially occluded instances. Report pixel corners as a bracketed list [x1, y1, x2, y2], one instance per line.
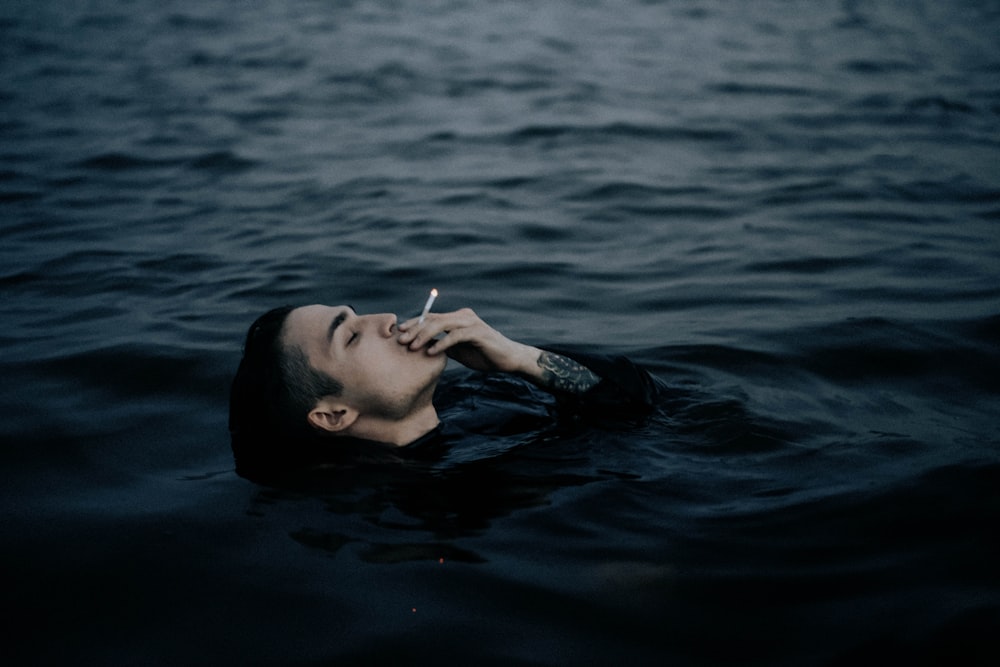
[2, 1, 999, 664]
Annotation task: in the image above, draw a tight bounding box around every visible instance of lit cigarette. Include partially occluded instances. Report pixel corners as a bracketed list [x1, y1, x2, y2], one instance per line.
[418, 288, 438, 324]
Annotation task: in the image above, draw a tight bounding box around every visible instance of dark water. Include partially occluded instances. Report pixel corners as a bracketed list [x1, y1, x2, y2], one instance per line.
[3, 0, 1000, 664]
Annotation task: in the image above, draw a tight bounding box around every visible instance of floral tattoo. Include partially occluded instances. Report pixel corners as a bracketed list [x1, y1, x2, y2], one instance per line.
[536, 351, 600, 394]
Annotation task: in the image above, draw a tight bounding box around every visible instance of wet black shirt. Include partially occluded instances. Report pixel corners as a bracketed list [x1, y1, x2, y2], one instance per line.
[400, 347, 662, 461]
[236, 347, 661, 483]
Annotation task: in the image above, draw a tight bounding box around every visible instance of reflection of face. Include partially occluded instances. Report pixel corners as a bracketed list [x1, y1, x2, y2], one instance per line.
[282, 304, 447, 420]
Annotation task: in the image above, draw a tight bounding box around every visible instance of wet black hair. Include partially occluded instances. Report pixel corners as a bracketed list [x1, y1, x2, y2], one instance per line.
[228, 305, 345, 482]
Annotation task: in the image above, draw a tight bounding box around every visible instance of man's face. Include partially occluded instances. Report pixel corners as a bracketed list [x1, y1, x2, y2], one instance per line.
[282, 304, 447, 420]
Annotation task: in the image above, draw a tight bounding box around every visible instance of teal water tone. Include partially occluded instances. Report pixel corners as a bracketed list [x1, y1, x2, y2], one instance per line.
[2, 1, 999, 664]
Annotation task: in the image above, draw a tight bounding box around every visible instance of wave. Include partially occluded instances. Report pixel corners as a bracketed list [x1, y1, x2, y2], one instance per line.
[76, 150, 257, 174]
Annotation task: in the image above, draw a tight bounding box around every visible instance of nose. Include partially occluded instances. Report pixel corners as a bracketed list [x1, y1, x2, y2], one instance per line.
[366, 312, 397, 338]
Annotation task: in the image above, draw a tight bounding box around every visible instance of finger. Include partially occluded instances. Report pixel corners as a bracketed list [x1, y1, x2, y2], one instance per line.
[401, 316, 457, 350]
[396, 316, 420, 333]
[399, 309, 457, 334]
[397, 313, 439, 341]
[426, 324, 482, 355]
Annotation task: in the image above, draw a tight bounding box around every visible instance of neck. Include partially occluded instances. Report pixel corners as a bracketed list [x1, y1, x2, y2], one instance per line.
[345, 403, 440, 447]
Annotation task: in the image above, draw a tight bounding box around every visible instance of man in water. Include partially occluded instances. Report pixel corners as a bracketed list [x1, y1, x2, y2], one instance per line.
[230, 304, 659, 482]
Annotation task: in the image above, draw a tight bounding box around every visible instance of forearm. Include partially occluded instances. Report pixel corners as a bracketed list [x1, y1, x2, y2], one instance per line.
[518, 346, 601, 395]
[398, 308, 602, 394]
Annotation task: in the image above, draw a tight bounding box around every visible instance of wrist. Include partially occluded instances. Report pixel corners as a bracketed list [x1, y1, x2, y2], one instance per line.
[513, 343, 544, 378]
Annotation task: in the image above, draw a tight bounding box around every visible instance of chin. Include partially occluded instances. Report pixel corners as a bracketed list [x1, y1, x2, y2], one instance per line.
[427, 354, 448, 381]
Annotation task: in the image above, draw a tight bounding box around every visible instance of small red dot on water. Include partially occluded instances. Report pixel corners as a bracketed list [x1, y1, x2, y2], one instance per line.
[438, 558, 445, 564]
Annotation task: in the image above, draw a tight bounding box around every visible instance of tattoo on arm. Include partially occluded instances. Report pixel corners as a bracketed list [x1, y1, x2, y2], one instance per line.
[536, 351, 601, 394]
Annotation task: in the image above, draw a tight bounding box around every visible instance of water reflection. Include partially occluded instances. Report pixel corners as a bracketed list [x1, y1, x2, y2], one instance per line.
[251, 454, 607, 564]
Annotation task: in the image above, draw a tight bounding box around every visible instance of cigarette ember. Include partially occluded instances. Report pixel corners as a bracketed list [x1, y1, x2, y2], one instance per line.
[418, 288, 438, 324]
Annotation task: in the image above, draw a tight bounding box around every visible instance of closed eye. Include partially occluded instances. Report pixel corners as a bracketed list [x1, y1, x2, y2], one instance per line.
[347, 331, 358, 346]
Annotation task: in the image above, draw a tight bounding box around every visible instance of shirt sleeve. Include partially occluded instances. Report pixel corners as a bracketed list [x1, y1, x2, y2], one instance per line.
[539, 346, 662, 414]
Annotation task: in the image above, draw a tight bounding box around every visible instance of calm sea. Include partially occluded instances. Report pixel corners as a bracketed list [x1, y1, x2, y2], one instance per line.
[3, 1, 999, 664]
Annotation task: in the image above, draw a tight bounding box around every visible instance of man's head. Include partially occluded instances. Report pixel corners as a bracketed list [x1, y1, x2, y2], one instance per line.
[229, 304, 446, 480]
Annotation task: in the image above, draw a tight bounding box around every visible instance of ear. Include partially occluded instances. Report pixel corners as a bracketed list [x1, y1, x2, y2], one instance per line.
[307, 398, 359, 434]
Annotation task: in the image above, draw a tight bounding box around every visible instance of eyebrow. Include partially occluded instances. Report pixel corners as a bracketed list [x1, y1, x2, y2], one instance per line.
[326, 310, 349, 347]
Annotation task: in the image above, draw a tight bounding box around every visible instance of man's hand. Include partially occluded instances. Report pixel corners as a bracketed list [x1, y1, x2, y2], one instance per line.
[397, 308, 600, 394]
[397, 308, 539, 374]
